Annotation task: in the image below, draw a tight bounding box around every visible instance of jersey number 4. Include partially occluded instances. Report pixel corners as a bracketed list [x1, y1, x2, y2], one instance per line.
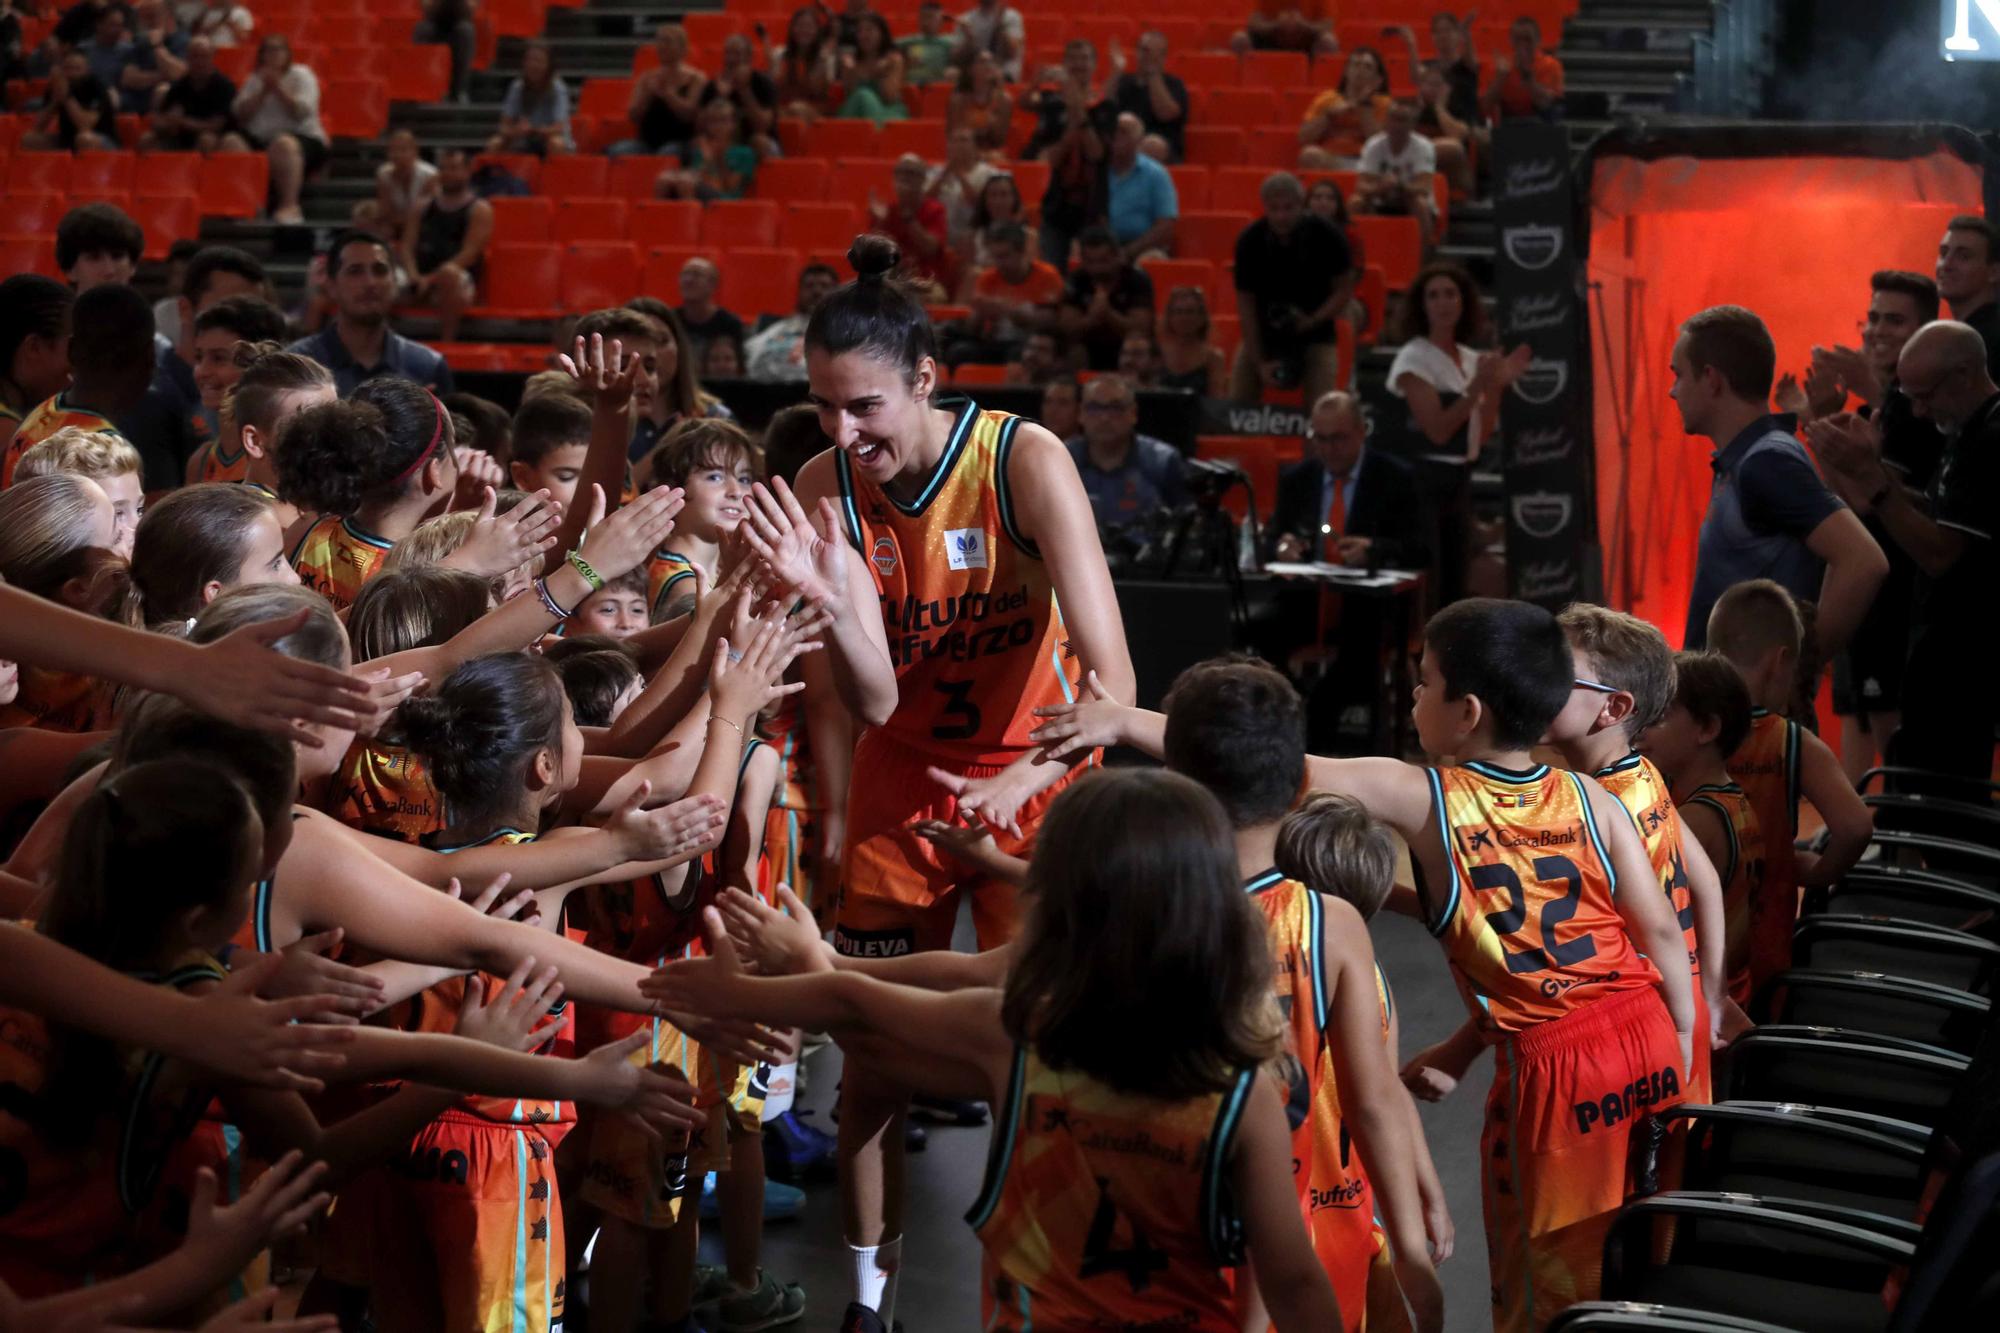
[1081, 1177, 1168, 1293]
[1470, 854, 1599, 975]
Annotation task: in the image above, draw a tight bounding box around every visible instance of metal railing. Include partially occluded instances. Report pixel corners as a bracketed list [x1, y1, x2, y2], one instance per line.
[1685, 0, 1781, 116]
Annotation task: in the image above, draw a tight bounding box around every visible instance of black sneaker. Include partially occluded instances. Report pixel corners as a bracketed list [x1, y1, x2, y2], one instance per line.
[908, 1094, 989, 1127]
[837, 1304, 886, 1333]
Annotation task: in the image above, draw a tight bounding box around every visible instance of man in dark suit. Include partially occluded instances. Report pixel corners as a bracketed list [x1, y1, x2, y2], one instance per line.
[1264, 390, 1426, 569]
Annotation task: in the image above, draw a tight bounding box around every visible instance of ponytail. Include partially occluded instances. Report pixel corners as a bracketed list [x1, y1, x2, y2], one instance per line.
[396, 652, 567, 828]
[274, 376, 451, 515]
[804, 234, 938, 381]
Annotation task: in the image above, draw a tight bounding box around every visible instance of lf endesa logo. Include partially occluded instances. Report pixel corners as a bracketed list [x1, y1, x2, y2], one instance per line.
[1944, 0, 2000, 58]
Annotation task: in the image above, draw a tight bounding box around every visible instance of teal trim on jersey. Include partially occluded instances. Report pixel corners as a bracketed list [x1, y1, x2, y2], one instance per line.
[1200, 1065, 1255, 1264]
[1569, 771, 1617, 896]
[1684, 785, 1743, 887]
[1594, 750, 1644, 779]
[992, 414, 1037, 557]
[1464, 759, 1552, 784]
[888, 396, 977, 518]
[510, 1129, 530, 1333]
[966, 1045, 1028, 1232]
[341, 516, 394, 550]
[1423, 769, 1460, 937]
[1306, 889, 1328, 1031]
[834, 447, 865, 548]
[1242, 868, 1284, 895]
[431, 826, 534, 854]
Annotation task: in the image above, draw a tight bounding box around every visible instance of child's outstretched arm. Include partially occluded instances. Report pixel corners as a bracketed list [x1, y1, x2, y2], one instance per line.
[1794, 727, 1873, 887]
[716, 885, 1015, 992]
[1028, 669, 1160, 762]
[1233, 1076, 1347, 1332]
[1305, 756, 1439, 845]
[1590, 784, 1696, 1075]
[912, 815, 1028, 887]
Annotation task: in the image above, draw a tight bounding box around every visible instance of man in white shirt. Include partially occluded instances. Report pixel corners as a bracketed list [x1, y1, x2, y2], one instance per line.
[1355, 100, 1438, 246]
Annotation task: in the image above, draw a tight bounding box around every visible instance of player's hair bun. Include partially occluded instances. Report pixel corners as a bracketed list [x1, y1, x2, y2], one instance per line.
[848, 234, 900, 285]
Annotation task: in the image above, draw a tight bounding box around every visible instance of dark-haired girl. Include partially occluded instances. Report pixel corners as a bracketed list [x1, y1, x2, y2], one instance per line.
[0, 274, 72, 463]
[735, 232, 1135, 1323]
[281, 376, 461, 611]
[645, 768, 1344, 1331]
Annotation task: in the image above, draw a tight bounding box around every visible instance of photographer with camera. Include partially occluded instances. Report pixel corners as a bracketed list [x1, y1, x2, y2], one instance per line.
[1064, 375, 1188, 559]
[1231, 173, 1354, 406]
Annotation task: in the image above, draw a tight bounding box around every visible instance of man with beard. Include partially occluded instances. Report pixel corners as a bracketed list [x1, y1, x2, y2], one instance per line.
[290, 229, 454, 395]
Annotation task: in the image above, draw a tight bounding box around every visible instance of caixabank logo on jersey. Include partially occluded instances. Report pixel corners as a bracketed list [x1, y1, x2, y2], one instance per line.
[1492, 121, 1592, 610]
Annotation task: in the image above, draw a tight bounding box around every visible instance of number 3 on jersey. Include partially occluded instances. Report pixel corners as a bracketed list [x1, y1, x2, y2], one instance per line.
[931, 679, 983, 741]
[1470, 854, 1599, 975]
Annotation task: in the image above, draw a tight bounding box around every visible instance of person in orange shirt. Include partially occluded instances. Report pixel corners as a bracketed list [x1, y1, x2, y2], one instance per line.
[1483, 17, 1564, 122]
[1231, 0, 1340, 57]
[947, 221, 1066, 371]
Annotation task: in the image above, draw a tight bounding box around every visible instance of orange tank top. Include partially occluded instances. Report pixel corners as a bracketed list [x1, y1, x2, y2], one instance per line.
[200, 437, 251, 485]
[0, 665, 102, 732]
[645, 548, 698, 622]
[1244, 868, 1328, 1203]
[1731, 710, 1799, 899]
[1681, 780, 1766, 1006]
[834, 400, 1077, 764]
[968, 1047, 1255, 1331]
[1420, 761, 1658, 1035]
[326, 739, 445, 844]
[2, 394, 120, 487]
[290, 514, 393, 613]
[1596, 752, 1699, 979]
[1306, 964, 1391, 1273]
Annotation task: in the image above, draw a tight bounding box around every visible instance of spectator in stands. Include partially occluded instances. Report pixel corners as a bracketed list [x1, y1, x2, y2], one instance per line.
[898, 1, 953, 85]
[1671, 303, 1883, 653]
[964, 171, 1036, 277]
[1039, 374, 1082, 440]
[361, 129, 438, 260]
[1353, 100, 1438, 248]
[1230, 0, 1339, 57]
[744, 263, 840, 383]
[1027, 44, 1116, 270]
[0, 276, 73, 463]
[232, 34, 324, 224]
[1231, 172, 1351, 407]
[490, 40, 573, 156]
[1412, 62, 1475, 199]
[119, 0, 188, 114]
[1105, 111, 1177, 262]
[1058, 225, 1155, 371]
[953, 0, 1023, 82]
[1155, 286, 1226, 397]
[1006, 329, 1065, 386]
[1266, 389, 1423, 568]
[616, 22, 707, 158]
[1386, 261, 1525, 606]
[768, 6, 837, 121]
[870, 155, 957, 298]
[1068, 373, 1185, 547]
[948, 220, 1062, 367]
[946, 49, 1011, 158]
[1934, 215, 2000, 380]
[1021, 40, 1102, 161]
[656, 96, 758, 202]
[290, 229, 454, 394]
[1811, 320, 2000, 783]
[397, 148, 491, 344]
[143, 34, 245, 152]
[1116, 332, 1159, 388]
[188, 0, 252, 49]
[701, 33, 778, 159]
[25, 47, 118, 150]
[834, 0, 882, 53]
[1393, 14, 1482, 123]
[1298, 47, 1391, 166]
[55, 202, 141, 291]
[838, 13, 908, 123]
[1305, 176, 1370, 337]
[930, 126, 997, 255]
[703, 330, 745, 379]
[1107, 31, 1188, 163]
[577, 305, 729, 460]
[672, 258, 745, 362]
[415, 0, 477, 103]
[1482, 17, 1563, 123]
[79, 6, 140, 110]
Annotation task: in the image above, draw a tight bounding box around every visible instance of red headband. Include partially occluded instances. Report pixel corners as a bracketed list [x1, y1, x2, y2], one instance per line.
[389, 391, 447, 488]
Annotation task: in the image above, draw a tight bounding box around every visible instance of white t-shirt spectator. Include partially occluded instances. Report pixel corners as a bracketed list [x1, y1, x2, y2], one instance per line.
[1387, 336, 1486, 459]
[1359, 131, 1437, 188]
[186, 3, 253, 48]
[955, 5, 1024, 81]
[236, 63, 323, 143]
[376, 158, 439, 220]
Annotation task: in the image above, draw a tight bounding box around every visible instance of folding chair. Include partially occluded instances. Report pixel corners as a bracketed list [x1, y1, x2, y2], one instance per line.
[1602, 1192, 1913, 1333]
[719, 247, 804, 322]
[198, 152, 268, 219]
[1651, 1101, 1931, 1222]
[609, 153, 668, 200]
[699, 198, 780, 248]
[488, 196, 555, 245]
[1720, 1027, 1970, 1127]
[754, 155, 829, 203]
[0, 233, 60, 279]
[6, 151, 72, 193]
[1550, 1304, 1815, 1333]
[69, 151, 135, 194]
[132, 152, 202, 196]
[131, 192, 201, 261]
[554, 196, 630, 242]
[559, 241, 639, 311]
[1863, 792, 2000, 849]
[1866, 829, 2000, 891]
[1765, 970, 1990, 1057]
[538, 153, 610, 198]
[474, 242, 562, 318]
[630, 199, 703, 247]
[1803, 867, 2000, 942]
[1790, 916, 2000, 996]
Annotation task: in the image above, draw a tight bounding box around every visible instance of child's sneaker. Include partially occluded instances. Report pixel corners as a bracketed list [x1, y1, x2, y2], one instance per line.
[717, 1271, 806, 1332]
[763, 1110, 837, 1182]
[836, 1303, 886, 1333]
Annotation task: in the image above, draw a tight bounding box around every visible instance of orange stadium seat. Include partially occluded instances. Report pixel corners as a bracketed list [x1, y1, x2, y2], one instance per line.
[808, 119, 882, 158]
[754, 156, 827, 202]
[212, 44, 253, 81]
[824, 157, 891, 213]
[485, 0, 547, 39]
[1209, 166, 1267, 216]
[321, 79, 388, 138]
[1073, 17, 1138, 52]
[1195, 435, 1283, 523]
[1182, 126, 1237, 166]
[474, 152, 542, 189]
[1154, 19, 1201, 53]
[0, 234, 58, 279]
[681, 12, 747, 51]
[560, 241, 639, 310]
[776, 118, 810, 156]
[1009, 159, 1050, 214]
[1240, 50, 1311, 88]
[700, 198, 779, 247]
[199, 151, 267, 218]
[1139, 257, 1217, 310]
[556, 196, 629, 241]
[911, 83, 952, 119]
[952, 362, 1010, 386]
[9, 191, 65, 235]
[1176, 51, 1236, 88]
[133, 151, 202, 195]
[609, 153, 665, 199]
[539, 154, 610, 197]
[478, 242, 562, 317]
[1202, 89, 1278, 127]
[719, 246, 802, 321]
[65, 191, 130, 216]
[132, 192, 200, 261]
[578, 77, 633, 119]
[631, 199, 703, 246]
[1177, 210, 1251, 259]
[780, 201, 860, 254]
[368, 14, 419, 44]
[879, 118, 945, 158]
[8, 151, 71, 193]
[1245, 127, 1297, 163]
[489, 195, 555, 244]
[640, 244, 708, 299]
[401, 46, 452, 103]
[1357, 263, 1387, 341]
[1349, 215, 1421, 291]
[70, 151, 134, 194]
[1167, 164, 1210, 211]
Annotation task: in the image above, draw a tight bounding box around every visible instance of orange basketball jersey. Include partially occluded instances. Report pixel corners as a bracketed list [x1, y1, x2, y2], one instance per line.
[1243, 869, 1329, 1202]
[0, 665, 102, 732]
[1421, 761, 1658, 1036]
[1307, 963, 1393, 1333]
[834, 400, 1076, 764]
[1595, 752, 1699, 981]
[328, 739, 445, 844]
[1731, 710, 1801, 990]
[2, 393, 120, 487]
[968, 1048, 1255, 1332]
[290, 514, 393, 613]
[1680, 781, 1767, 1007]
[200, 437, 251, 485]
[645, 548, 697, 622]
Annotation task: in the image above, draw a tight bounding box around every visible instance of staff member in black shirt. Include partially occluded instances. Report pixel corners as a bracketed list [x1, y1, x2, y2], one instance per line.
[1231, 172, 1352, 407]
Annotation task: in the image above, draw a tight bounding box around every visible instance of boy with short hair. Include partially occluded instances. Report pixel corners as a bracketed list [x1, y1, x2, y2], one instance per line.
[12, 425, 145, 559]
[508, 391, 593, 514]
[567, 569, 650, 640]
[639, 418, 760, 624]
[1704, 579, 1872, 994]
[1643, 650, 1767, 1013]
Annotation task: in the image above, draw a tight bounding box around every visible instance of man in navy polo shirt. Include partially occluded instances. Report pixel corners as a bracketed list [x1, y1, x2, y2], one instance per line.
[290, 230, 454, 396]
[1673, 303, 1884, 655]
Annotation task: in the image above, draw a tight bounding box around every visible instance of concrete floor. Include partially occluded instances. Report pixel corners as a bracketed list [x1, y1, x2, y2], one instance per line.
[699, 907, 1497, 1332]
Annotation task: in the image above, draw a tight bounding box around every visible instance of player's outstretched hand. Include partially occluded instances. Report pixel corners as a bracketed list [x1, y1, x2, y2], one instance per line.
[739, 477, 848, 613]
[452, 957, 565, 1053]
[185, 1153, 332, 1291]
[259, 928, 386, 1022]
[716, 885, 832, 977]
[1027, 670, 1124, 762]
[578, 1031, 707, 1134]
[187, 609, 372, 747]
[925, 766, 1029, 840]
[558, 333, 640, 414]
[187, 953, 357, 1092]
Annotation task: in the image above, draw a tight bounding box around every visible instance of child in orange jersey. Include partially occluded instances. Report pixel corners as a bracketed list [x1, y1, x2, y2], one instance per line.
[0, 472, 124, 732]
[645, 768, 1345, 1333]
[1296, 599, 1693, 1333]
[640, 418, 760, 624]
[1643, 650, 1768, 1020]
[13, 426, 144, 559]
[1704, 579, 1872, 998]
[215, 344, 336, 532]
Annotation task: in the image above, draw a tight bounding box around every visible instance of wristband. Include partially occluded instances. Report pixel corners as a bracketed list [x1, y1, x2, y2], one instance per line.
[534, 576, 576, 620]
[566, 549, 604, 591]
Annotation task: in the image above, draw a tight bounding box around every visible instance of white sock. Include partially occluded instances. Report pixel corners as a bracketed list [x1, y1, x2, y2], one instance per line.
[848, 1242, 886, 1310]
[877, 1235, 904, 1327]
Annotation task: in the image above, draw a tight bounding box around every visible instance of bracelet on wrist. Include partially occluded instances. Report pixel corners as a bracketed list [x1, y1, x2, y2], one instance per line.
[566, 549, 604, 591]
[708, 714, 744, 737]
[534, 576, 576, 620]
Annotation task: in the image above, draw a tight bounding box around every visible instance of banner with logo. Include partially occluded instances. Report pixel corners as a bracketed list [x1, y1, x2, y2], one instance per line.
[1493, 121, 1596, 608]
